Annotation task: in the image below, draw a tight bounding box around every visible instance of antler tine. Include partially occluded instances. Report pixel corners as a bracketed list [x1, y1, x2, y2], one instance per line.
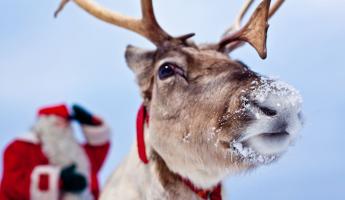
[269, 0, 284, 18]
[219, 0, 271, 59]
[141, 0, 157, 23]
[222, 0, 255, 37]
[54, 0, 172, 46]
[234, 0, 255, 30]
[139, 0, 173, 45]
[222, 0, 284, 38]
[219, 0, 285, 58]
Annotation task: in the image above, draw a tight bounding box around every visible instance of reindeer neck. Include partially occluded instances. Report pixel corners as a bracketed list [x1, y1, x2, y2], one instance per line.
[150, 150, 182, 190]
[137, 105, 222, 200]
[147, 149, 222, 200]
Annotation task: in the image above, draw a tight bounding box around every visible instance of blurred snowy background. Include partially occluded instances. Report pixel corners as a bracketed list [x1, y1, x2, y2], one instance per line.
[1, 0, 344, 199]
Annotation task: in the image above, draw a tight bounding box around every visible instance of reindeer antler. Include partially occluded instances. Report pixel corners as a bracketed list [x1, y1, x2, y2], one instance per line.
[54, 0, 191, 47]
[219, 0, 285, 59]
[222, 0, 255, 36]
[269, 0, 285, 18]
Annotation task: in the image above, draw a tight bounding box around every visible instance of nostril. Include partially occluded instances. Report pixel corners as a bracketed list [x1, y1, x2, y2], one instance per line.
[259, 106, 277, 117]
[253, 102, 277, 117]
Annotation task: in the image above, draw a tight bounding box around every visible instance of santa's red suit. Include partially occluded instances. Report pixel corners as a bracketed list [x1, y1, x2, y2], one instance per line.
[0, 104, 111, 200]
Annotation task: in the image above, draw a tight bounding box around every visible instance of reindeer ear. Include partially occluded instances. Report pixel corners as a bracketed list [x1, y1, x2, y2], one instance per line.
[125, 45, 155, 101]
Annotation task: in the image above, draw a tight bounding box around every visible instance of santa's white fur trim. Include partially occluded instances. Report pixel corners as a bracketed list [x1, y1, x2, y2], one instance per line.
[82, 124, 110, 146]
[16, 131, 40, 144]
[30, 165, 61, 200]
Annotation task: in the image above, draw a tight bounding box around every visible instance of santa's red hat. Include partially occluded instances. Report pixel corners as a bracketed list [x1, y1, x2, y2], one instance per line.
[37, 104, 70, 120]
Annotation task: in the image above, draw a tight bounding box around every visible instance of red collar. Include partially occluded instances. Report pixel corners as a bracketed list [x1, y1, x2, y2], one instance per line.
[136, 104, 149, 164]
[136, 104, 222, 200]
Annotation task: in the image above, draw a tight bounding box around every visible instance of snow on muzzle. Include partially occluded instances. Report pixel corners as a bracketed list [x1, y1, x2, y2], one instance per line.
[232, 78, 303, 164]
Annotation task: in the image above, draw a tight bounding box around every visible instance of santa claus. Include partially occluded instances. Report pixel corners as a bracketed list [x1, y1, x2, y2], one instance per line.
[0, 104, 111, 200]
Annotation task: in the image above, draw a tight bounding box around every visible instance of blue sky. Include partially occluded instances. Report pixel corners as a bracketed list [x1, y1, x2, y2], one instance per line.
[1, 0, 344, 199]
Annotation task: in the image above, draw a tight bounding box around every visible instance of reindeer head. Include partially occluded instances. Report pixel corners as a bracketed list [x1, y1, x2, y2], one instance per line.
[56, 0, 303, 188]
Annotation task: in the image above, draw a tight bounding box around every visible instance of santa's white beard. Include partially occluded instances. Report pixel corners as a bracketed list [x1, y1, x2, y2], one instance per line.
[33, 116, 93, 200]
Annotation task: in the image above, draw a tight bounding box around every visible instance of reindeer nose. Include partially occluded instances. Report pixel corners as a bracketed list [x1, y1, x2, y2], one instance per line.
[247, 79, 303, 137]
[249, 79, 303, 117]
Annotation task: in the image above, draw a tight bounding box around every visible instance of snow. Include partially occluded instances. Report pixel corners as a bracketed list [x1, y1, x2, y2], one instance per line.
[207, 127, 217, 142]
[230, 140, 277, 165]
[250, 77, 303, 106]
[182, 132, 191, 143]
[226, 76, 303, 164]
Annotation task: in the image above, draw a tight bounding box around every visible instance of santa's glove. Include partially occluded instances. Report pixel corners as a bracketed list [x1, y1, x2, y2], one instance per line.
[72, 104, 103, 126]
[60, 164, 87, 194]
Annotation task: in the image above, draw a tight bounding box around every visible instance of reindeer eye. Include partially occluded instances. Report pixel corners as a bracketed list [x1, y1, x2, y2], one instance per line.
[158, 63, 175, 80]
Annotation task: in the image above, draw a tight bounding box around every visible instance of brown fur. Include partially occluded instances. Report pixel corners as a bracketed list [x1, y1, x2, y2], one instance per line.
[125, 44, 260, 189]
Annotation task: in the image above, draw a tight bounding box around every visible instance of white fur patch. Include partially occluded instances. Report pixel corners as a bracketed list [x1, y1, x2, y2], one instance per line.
[82, 124, 110, 146]
[230, 140, 277, 164]
[30, 166, 61, 200]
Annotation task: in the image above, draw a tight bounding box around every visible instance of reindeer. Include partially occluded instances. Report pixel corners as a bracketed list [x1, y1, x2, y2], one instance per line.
[55, 0, 303, 199]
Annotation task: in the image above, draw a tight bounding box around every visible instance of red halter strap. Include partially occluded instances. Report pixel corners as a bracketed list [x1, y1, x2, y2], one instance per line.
[136, 104, 149, 164]
[181, 178, 222, 200]
[136, 104, 222, 200]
